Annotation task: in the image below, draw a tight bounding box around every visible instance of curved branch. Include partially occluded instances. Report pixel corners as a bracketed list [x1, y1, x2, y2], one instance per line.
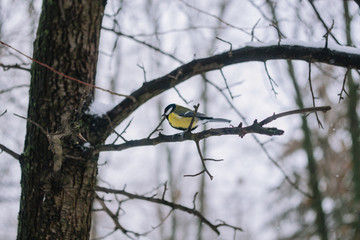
[101, 41, 358, 138]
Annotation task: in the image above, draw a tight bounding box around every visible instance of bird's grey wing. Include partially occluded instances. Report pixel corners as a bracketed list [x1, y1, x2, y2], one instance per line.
[179, 110, 207, 118]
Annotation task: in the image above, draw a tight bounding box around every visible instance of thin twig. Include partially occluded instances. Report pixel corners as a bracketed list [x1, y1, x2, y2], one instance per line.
[0, 109, 7, 117]
[270, 22, 285, 45]
[251, 18, 261, 42]
[187, 104, 200, 132]
[137, 63, 147, 82]
[338, 69, 349, 103]
[264, 62, 278, 95]
[178, 0, 259, 40]
[307, 62, 323, 128]
[113, 118, 133, 143]
[0, 84, 29, 94]
[173, 86, 190, 104]
[192, 192, 199, 209]
[258, 106, 331, 126]
[194, 140, 213, 180]
[0, 143, 22, 161]
[323, 20, 335, 49]
[102, 27, 184, 64]
[184, 170, 206, 178]
[219, 68, 234, 99]
[216, 37, 233, 57]
[308, 0, 340, 45]
[0, 63, 30, 72]
[161, 181, 168, 200]
[148, 116, 166, 139]
[14, 113, 47, 135]
[0, 40, 136, 101]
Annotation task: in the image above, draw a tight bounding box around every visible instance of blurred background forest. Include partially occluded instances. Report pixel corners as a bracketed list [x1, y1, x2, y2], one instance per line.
[1, 0, 360, 239]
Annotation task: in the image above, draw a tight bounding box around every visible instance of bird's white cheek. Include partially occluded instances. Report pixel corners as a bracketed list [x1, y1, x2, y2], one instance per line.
[164, 108, 172, 116]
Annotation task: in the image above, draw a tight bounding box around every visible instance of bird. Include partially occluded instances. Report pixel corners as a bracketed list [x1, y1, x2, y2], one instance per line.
[162, 103, 231, 131]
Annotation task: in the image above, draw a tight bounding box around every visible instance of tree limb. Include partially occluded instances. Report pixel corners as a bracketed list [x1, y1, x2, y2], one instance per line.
[101, 42, 358, 139]
[95, 106, 331, 154]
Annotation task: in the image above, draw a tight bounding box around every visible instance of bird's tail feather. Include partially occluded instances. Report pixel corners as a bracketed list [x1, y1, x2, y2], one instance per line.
[206, 117, 231, 123]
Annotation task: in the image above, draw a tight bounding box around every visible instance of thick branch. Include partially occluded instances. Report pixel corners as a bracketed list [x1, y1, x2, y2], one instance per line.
[101, 41, 358, 139]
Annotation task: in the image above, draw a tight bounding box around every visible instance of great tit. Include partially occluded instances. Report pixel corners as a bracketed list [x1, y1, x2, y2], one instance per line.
[162, 103, 231, 131]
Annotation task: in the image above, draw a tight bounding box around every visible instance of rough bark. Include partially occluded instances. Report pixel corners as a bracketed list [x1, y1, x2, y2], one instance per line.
[18, 1, 105, 239]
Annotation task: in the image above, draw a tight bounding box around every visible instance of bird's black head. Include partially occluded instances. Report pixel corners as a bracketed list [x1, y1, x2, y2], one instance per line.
[163, 104, 176, 117]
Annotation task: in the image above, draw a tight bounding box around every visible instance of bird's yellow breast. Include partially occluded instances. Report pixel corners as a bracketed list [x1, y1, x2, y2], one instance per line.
[168, 112, 198, 130]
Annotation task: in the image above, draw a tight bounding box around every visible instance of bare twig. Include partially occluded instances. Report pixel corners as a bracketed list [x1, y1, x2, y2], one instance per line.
[0, 84, 29, 94]
[161, 181, 168, 200]
[0, 40, 136, 101]
[0, 109, 6, 117]
[0, 143, 22, 161]
[264, 61, 278, 95]
[307, 0, 340, 45]
[216, 220, 243, 232]
[216, 37, 233, 57]
[14, 113, 47, 135]
[258, 106, 331, 127]
[173, 86, 190, 104]
[104, 114, 133, 144]
[219, 68, 234, 99]
[251, 18, 261, 42]
[148, 116, 166, 139]
[113, 26, 227, 38]
[178, 0, 259, 40]
[183, 170, 206, 178]
[0, 63, 30, 72]
[187, 104, 200, 132]
[338, 68, 349, 102]
[307, 62, 323, 128]
[247, 0, 273, 22]
[323, 20, 335, 49]
[113, 118, 133, 143]
[194, 140, 213, 180]
[102, 27, 184, 64]
[192, 192, 199, 209]
[270, 22, 285, 45]
[137, 63, 147, 82]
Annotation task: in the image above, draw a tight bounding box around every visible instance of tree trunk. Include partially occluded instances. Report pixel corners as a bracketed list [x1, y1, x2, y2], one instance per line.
[287, 60, 329, 240]
[17, 1, 105, 239]
[343, 2, 360, 238]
